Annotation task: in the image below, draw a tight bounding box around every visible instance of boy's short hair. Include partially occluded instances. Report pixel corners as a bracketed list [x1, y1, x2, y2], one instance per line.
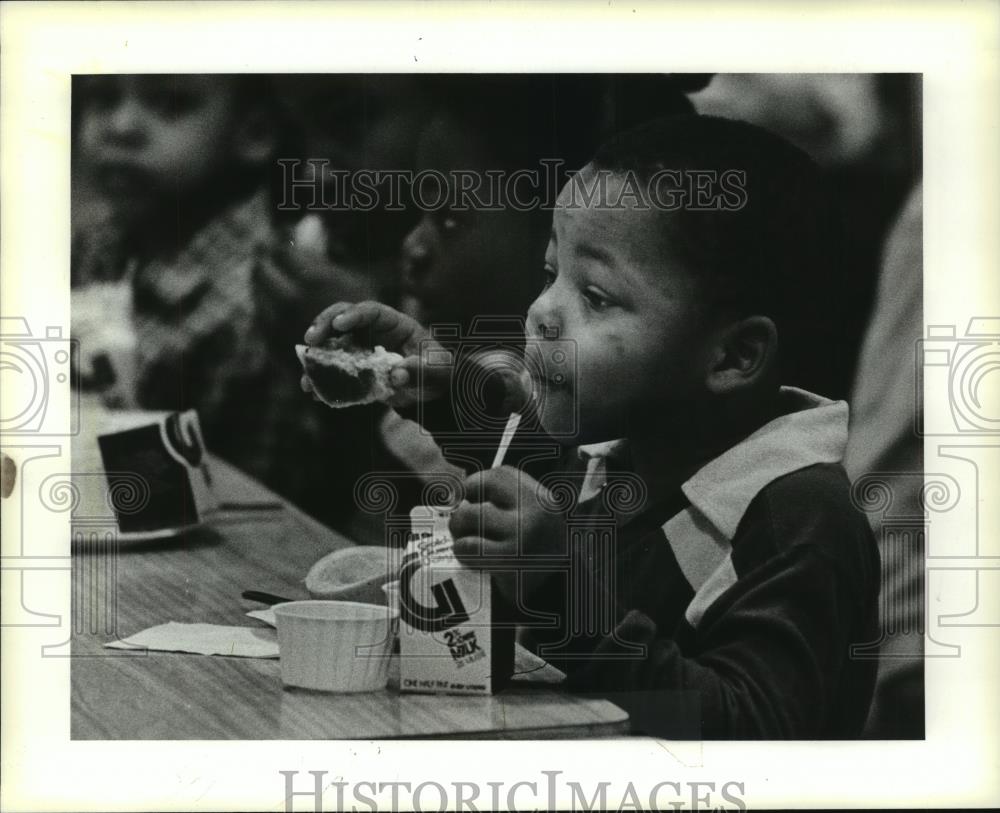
[591, 114, 845, 393]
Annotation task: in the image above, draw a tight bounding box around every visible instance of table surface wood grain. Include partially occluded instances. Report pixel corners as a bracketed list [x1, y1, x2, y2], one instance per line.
[70, 411, 629, 740]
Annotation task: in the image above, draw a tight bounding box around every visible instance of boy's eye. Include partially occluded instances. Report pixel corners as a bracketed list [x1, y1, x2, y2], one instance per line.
[583, 286, 613, 311]
[542, 265, 557, 289]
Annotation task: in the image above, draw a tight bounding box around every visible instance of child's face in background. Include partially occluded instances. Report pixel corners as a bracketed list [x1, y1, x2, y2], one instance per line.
[526, 168, 715, 444]
[77, 76, 240, 225]
[400, 114, 548, 328]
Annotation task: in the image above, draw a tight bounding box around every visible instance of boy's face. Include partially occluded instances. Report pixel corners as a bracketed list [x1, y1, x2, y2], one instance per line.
[400, 114, 547, 327]
[526, 168, 714, 444]
[78, 76, 240, 224]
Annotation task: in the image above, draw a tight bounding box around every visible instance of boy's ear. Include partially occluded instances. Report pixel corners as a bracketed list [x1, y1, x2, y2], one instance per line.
[705, 315, 778, 395]
[233, 108, 277, 165]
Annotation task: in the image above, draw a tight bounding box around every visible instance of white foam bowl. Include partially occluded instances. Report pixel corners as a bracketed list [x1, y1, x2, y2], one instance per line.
[273, 600, 398, 692]
[305, 546, 400, 605]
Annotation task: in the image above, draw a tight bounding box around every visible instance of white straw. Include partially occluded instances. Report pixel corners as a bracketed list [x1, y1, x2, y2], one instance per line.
[491, 412, 522, 469]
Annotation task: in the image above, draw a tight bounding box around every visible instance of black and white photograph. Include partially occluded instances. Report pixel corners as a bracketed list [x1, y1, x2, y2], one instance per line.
[66, 69, 923, 741]
[1, 3, 997, 812]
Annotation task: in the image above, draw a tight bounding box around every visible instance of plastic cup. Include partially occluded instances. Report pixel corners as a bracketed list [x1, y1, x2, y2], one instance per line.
[273, 600, 398, 692]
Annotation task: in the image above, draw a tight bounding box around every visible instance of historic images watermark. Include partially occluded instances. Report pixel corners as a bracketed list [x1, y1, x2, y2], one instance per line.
[280, 770, 747, 812]
[277, 160, 749, 214]
[0, 317, 79, 437]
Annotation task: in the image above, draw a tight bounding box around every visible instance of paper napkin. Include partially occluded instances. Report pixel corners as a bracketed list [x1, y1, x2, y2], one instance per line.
[105, 621, 278, 658]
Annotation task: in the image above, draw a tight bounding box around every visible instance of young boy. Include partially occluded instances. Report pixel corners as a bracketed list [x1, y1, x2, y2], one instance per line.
[304, 115, 880, 739]
[72, 73, 278, 401]
[71, 75, 335, 505]
[363, 76, 706, 518]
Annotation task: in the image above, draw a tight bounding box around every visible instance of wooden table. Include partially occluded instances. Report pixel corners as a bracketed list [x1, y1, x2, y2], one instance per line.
[70, 413, 629, 740]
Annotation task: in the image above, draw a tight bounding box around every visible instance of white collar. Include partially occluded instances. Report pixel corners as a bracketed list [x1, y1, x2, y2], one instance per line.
[680, 387, 848, 540]
[576, 439, 628, 461]
[573, 388, 848, 539]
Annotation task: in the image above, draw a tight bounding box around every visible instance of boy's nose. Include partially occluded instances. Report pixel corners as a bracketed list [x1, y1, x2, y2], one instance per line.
[526, 294, 561, 341]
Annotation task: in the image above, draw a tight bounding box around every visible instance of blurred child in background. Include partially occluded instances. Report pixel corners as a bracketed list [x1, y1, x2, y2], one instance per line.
[71, 74, 330, 505]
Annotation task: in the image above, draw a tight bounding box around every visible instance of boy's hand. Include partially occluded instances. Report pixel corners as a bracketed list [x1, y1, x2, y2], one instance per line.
[302, 301, 452, 409]
[450, 467, 568, 605]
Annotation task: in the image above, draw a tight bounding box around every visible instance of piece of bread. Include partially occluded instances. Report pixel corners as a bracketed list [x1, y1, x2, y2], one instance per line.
[296, 336, 404, 408]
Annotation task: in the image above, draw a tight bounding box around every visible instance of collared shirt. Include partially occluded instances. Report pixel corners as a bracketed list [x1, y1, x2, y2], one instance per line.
[576, 439, 628, 502]
[523, 388, 880, 739]
[663, 387, 847, 627]
[73, 189, 278, 416]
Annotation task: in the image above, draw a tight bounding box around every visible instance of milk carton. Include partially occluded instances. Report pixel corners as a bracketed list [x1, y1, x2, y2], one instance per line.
[398, 505, 513, 695]
[96, 409, 217, 534]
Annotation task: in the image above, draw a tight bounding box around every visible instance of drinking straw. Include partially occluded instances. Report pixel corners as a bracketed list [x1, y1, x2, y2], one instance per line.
[491, 412, 522, 469]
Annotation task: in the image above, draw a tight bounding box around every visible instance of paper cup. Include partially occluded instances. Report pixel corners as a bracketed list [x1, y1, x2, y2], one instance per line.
[273, 600, 398, 692]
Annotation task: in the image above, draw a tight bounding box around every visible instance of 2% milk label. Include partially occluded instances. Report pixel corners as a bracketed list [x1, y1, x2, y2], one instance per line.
[398, 506, 512, 694]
